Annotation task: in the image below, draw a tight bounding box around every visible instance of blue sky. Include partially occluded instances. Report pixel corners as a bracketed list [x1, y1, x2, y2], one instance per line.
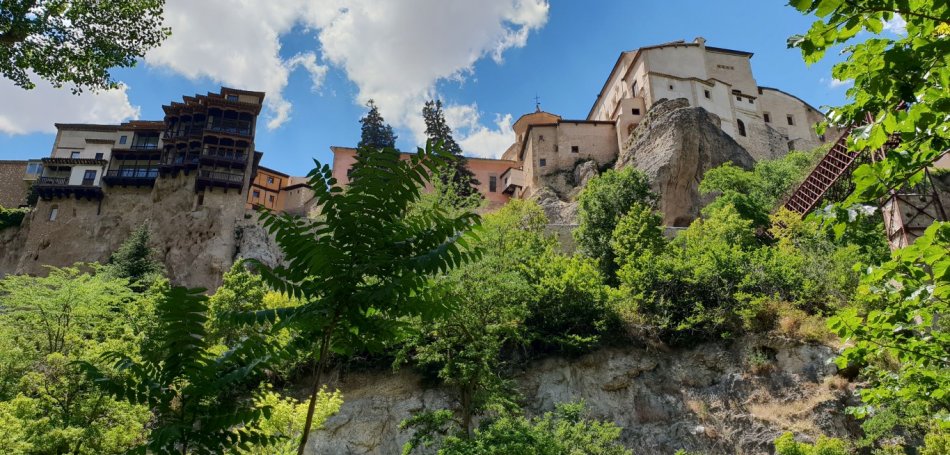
[0, 1, 859, 175]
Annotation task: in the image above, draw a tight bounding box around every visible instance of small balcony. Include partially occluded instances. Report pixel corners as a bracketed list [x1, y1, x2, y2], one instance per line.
[196, 169, 245, 192]
[500, 167, 525, 195]
[199, 147, 247, 168]
[103, 168, 159, 187]
[34, 176, 103, 200]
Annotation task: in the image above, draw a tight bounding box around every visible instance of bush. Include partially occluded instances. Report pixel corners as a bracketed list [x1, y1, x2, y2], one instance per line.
[774, 432, 849, 455]
[437, 402, 631, 455]
[574, 167, 656, 279]
[0, 205, 27, 230]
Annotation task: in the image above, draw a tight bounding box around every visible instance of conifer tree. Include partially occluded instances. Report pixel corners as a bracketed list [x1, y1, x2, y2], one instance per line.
[107, 224, 163, 284]
[357, 99, 397, 151]
[422, 100, 480, 199]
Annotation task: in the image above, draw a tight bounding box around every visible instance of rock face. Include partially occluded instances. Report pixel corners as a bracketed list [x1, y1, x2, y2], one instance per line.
[307, 337, 857, 455]
[0, 174, 283, 290]
[617, 98, 756, 227]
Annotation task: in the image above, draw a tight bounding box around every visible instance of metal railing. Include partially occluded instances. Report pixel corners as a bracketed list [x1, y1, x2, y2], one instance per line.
[198, 170, 244, 184]
[105, 169, 158, 179]
[36, 176, 68, 185]
[201, 147, 246, 164]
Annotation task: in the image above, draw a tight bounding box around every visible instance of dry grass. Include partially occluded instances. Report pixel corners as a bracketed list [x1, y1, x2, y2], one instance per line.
[775, 309, 837, 344]
[748, 383, 835, 435]
[824, 375, 850, 392]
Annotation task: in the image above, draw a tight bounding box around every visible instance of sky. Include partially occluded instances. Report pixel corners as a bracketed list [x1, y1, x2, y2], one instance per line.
[0, 0, 891, 175]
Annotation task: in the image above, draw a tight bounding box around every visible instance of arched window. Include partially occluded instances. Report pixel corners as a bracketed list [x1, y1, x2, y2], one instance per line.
[737, 119, 747, 137]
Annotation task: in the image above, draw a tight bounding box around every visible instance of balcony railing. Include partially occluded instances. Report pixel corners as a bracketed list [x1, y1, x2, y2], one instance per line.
[206, 124, 252, 137]
[130, 144, 160, 151]
[36, 176, 69, 186]
[106, 169, 159, 179]
[198, 170, 244, 184]
[201, 147, 247, 165]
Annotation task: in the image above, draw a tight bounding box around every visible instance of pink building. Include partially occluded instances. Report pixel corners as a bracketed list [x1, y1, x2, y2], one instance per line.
[330, 146, 518, 208]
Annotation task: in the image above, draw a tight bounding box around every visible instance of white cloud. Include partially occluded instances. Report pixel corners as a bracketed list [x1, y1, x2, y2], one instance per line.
[449, 105, 515, 159]
[822, 77, 853, 89]
[306, 0, 549, 149]
[146, 0, 330, 129]
[0, 80, 139, 135]
[883, 14, 907, 35]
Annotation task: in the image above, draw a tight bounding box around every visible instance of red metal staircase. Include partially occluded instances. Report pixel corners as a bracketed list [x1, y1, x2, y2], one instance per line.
[783, 128, 856, 215]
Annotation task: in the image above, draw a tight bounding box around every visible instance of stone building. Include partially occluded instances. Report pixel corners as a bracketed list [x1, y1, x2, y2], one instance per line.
[330, 38, 832, 210]
[1, 88, 285, 289]
[0, 160, 32, 208]
[247, 166, 316, 215]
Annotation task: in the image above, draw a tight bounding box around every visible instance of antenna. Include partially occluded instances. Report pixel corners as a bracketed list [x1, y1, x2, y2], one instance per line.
[534, 94, 541, 112]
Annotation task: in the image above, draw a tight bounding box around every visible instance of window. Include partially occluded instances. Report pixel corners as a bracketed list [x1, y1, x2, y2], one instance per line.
[704, 90, 710, 99]
[787, 115, 795, 126]
[538, 135, 544, 141]
[70, 151, 80, 159]
[82, 170, 97, 185]
[632, 108, 641, 115]
[227, 95, 239, 102]
[94, 152, 104, 160]
[253, 190, 260, 198]
[49, 206, 58, 221]
[632, 80, 638, 95]
[269, 195, 275, 203]
[748, 98, 753, 104]
[571, 145, 579, 153]
[669, 84, 674, 90]
[266, 176, 274, 184]
[539, 158, 546, 167]
[197, 193, 204, 206]
[26, 163, 42, 174]
[489, 176, 497, 192]
[736, 96, 742, 101]
[119, 135, 127, 145]
[763, 113, 771, 123]
[737, 119, 746, 137]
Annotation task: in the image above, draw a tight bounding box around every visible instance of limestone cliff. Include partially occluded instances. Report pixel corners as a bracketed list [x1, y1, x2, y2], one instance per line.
[617, 98, 756, 227]
[306, 336, 856, 454]
[0, 174, 283, 290]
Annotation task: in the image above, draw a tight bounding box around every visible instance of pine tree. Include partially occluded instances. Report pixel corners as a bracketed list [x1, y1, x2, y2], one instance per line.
[107, 224, 163, 284]
[422, 100, 480, 199]
[357, 99, 397, 152]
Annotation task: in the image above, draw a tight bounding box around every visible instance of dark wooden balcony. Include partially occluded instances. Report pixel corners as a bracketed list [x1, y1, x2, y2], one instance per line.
[196, 169, 245, 192]
[199, 148, 247, 168]
[34, 176, 103, 200]
[103, 169, 158, 187]
[158, 153, 200, 175]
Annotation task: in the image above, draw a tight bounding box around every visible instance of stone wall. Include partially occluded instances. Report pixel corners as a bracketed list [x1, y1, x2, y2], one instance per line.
[306, 336, 856, 454]
[3, 173, 283, 290]
[0, 161, 28, 208]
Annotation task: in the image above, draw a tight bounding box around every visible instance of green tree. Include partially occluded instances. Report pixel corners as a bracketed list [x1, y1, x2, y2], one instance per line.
[79, 287, 277, 454]
[0, 0, 170, 92]
[248, 142, 481, 454]
[207, 259, 268, 346]
[699, 150, 819, 227]
[106, 224, 164, 285]
[826, 222, 949, 445]
[436, 402, 631, 455]
[0, 266, 150, 454]
[422, 99, 480, 199]
[787, 0, 950, 205]
[236, 387, 342, 455]
[574, 167, 656, 280]
[774, 432, 849, 455]
[357, 99, 398, 151]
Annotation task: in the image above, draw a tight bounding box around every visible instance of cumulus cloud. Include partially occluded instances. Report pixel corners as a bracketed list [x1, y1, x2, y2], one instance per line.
[147, 0, 330, 129]
[449, 105, 515, 159]
[0, 80, 139, 135]
[883, 14, 907, 35]
[307, 0, 548, 151]
[821, 77, 853, 89]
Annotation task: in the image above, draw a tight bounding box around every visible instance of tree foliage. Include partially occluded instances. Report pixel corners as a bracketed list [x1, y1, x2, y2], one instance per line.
[773, 432, 849, 455]
[788, 0, 950, 205]
[79, 286, 277, 455]
[106, 224, 164, 285]
[574, 167, 656, 280]
[0, 0, 170, 92]
[248, 142, 482, 453]
[827, 222, 950, 439]
[0, 266, 151, 454]
[422, 99, 480, 199]
[357, 99, 397, 152]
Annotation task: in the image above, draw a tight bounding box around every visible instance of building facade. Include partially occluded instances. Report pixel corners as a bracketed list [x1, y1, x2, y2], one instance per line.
[0, 160, 31, 208]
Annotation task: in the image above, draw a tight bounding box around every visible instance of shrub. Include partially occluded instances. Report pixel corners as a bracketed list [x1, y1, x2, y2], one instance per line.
[574, 167, 656, 279]
[437, 402, 631, 455]
[774, 432, 849, 455]
[0, 205, 27, 230]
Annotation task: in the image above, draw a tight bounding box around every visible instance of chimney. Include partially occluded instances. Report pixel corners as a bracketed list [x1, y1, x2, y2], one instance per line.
[694, 36, 707, 47]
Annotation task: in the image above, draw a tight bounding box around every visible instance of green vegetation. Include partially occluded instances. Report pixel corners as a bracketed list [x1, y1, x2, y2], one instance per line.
[105, 224, 164, 285]
[774, 432, 849, 455]
[0, 205, 27, 229]
[0, 0, 170, 92]
[422, 99, 480, 199]
[357, 99, 398, 151]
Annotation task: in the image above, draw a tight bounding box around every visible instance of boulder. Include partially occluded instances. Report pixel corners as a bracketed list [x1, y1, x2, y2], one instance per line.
[618, 98, 755, 227]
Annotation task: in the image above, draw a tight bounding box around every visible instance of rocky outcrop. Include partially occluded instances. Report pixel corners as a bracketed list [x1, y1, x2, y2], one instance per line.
[618, 98, 756, 227]
[1, 174, 284, 290]
[307, 337, 857, 455]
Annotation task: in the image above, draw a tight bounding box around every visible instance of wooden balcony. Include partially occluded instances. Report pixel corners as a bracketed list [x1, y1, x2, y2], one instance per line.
[196, 169, 245, 192]
[199, 147, 247, 168]
[34, 176, 103, 200]
[103, 169, 158, 187]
